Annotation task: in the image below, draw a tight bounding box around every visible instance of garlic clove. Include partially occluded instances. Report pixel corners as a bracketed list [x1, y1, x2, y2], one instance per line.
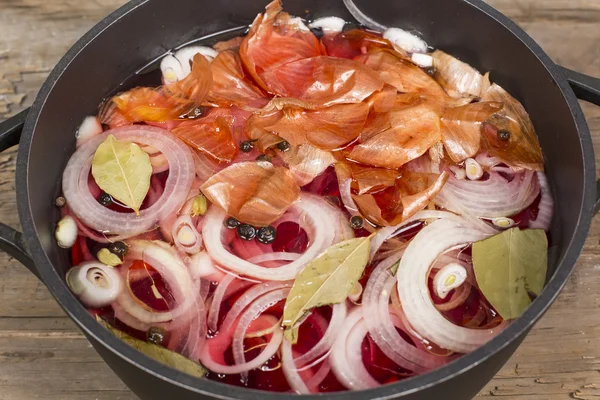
[56, 215, 78, 249]
[465, 158, 484, 180]
[383, 27, 428, 53]
[309, 16, 346, 33]
[433, 263, 468, 299]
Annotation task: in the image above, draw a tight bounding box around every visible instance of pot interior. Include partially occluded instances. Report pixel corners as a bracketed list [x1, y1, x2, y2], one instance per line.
[18, 0, 591, 397]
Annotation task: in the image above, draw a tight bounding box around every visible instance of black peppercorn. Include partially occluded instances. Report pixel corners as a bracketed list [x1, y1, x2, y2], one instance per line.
[55, 196, 66, 208]
[497, 129, 510, 141]
[108, 241, 128, 260]
[276, 141, 290, 152]
[147, 326, 165, 345]
[237, 224, 257, 241]
[257, 226, 277, 244]
[98, 192, 112, 206]
[240, 140, 254, 153]
[225, 217, 240, 229]
[350, 215, 364, 229]
[256, 154, 272, 163]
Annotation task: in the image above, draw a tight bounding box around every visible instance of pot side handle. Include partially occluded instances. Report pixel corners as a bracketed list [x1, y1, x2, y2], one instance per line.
[0, 109, 39, 279]
[559, 67, 600, 215]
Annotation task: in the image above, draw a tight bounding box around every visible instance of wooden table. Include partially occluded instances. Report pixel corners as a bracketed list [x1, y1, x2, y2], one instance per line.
[0, 0, 599, 399]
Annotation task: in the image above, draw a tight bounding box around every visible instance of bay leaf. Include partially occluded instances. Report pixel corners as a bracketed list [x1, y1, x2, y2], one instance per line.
[96, 317, 207, 377]
[282, 236, 371, 343]
[92, 134, 152, 215]
[472, 228, 548, 320]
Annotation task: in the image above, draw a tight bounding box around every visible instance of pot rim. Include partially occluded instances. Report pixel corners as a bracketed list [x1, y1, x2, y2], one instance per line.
[15, 0, 596, 398]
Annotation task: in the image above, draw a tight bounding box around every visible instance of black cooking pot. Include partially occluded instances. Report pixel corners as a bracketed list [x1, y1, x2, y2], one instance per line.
[1, 0, 599, 398]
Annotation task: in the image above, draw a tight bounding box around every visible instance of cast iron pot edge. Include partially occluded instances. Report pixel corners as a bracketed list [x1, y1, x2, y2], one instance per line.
[11, 0, 599, 398]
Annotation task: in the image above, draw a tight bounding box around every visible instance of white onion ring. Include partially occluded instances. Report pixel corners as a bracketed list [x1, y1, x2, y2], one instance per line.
[397, 218, 505, 353]
[63, 126, 195, 238]
[363, 253, 449, 373]
[203, 194, 338, 281]
[330, 307, 379, 390]
[200, 288, 288, 375]
[434, 168, 540, 218]
[529, 171, 553, 231]
[113, 240, 197, 328]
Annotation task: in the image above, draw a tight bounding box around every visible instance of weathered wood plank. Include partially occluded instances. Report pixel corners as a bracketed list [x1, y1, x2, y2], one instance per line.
[0, 0, 598, 399]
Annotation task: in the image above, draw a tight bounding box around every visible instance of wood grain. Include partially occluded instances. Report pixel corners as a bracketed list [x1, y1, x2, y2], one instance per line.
[0, 0, 598, 399]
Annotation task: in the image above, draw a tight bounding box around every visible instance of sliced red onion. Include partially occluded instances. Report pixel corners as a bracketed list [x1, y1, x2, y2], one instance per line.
[203, 194, 338, 281]
[207, 274, 236, 333]
[435, 282, 472, 312]
[434, 168, 540, 219]
[63, 126, 195, 238]
[363, 253, 448, 373]
[66, 262, 122, 308]
[114, 240, 197, 328]
[338, 177, 375, 234]
[529, 171, 553, 231]
[397, 218, 505, 353]
[330, 307, 379, 390]
[172, 215, 203, 254]
[200, 288, 288, 375]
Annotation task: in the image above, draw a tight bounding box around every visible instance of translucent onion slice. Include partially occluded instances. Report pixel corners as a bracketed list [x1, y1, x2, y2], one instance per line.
[397, 218, 505, 353]
[529, 172, 554, 231]
[199, 288, 288, 374]
[330, 307, 379, 390]
[62, 126, 195, 237]
[363, 253, 449, 373]
[434, 167, 540, 218]
[114, 240, 199, 328]
[202, 194, 338, 281]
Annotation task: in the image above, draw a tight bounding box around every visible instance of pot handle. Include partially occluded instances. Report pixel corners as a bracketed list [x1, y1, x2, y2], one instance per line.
[559, 67, 600, 214]
[0, 109, 39, 279]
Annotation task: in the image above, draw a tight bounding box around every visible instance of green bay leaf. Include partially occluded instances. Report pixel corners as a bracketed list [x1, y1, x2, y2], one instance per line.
[282, 236, 371, 343]
[91, 135, 152, 215]
[472, 228, 548, 320]
[96, 317, 207, 377]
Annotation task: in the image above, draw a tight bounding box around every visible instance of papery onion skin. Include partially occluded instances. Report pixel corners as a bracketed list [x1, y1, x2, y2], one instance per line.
[240, 0, 323, 92]
[432, 50, 491, 99]
[112, 54, 212, 122]
[481, 83, 544, 171]
[200, 161, 300, 227]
